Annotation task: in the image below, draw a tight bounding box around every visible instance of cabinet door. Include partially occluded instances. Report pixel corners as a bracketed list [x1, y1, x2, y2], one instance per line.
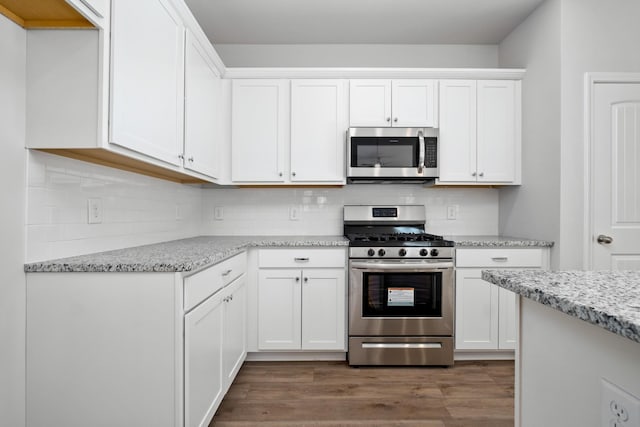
[184, 30, 221, 179]
[476, 80, 517, 183]
[110, 0, 184, 166]
[222, 276, 247, 389]
[184, 292, 224, 427]
[455, 269, 499, 350]
[301, 268, 346, 350]
[391, 80, 438, 127]
[349, 80, 391, 127]
[231, 80, 288, 182]
[438, 80, 478, 183]
[257, 269, 301, 350]
[290, 80, 347, 183]
[498, 287, 518, 350]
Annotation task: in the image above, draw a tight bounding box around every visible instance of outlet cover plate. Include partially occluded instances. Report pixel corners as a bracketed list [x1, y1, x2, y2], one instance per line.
[602, 378, 640, 427]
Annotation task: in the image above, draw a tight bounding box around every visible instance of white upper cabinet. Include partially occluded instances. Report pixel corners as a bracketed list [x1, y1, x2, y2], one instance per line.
[231, 79, 288, 183]
[438, 79, 520, 185]
[290, 79, 348, 183]
[349, 79, 438, 127]
[183, 29, 221, 179]
[231, 79, 348, 184]
[109, 0, 185, 167]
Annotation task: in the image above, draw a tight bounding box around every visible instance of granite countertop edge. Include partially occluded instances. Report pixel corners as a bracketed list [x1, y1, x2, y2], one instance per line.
[482, 270, 640, 344]
[449, 235, 554, 247]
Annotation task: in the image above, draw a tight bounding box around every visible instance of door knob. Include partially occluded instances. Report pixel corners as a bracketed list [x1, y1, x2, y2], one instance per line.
[597, 235, 613, 244]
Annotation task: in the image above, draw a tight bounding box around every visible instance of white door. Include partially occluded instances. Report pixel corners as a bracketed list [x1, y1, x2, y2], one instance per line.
[455, 269, 499, 350]
[183, 30, 220, 179]
[222, 276, 247, 389]
[301, 268, 346, 350]
[391, 80, 438, 127]
[231, 79, 288, 182]
[184, 292, 224, 427]
[257, 269, 301, 350]
[349, 80, 391, 127]
[439, 80, 477, 182]
[592, 82, 640, 270]
[110, 0, 184, 166]
[476, 80, 517, 183]
[290, 80, 347, 183]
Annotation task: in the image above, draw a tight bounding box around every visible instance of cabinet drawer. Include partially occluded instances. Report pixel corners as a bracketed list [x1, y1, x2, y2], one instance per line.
[184, 252, 247, 312]
[258, 248, 346, 269]
[456, 248, 543, 268]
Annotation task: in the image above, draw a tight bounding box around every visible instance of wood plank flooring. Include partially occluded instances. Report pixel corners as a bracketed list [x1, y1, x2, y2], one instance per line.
[210, 360, 514, 427]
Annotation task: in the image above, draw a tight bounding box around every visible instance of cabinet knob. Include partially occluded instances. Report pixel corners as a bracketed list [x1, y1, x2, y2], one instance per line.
[279, 172, 283, 177]
[479, 172, 484, 177]
[292, 172, 296, 177]
[386, 117, 391, 122]
[471, 172, 477, 177]
[188, 157, 194, 162]
[304, 277, 308, 283]
[394, 117, 398, 122]
[178, 154, 184, 160]
[295, 277, 300, 282]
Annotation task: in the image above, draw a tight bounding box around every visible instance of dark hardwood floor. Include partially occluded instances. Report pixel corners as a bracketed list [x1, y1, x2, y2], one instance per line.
[210, 360, 514, 427]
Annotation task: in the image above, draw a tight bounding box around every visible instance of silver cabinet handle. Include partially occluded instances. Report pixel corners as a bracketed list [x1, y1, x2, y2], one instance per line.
[417, 130, 425, 174]
[491, 257, 509, 262]
[294, 257, 309, 262]
[479, 172, 484, 177]
[221, 269, 232, 277]
[597, 235, 613, 244]
[472, 172, 477, 177]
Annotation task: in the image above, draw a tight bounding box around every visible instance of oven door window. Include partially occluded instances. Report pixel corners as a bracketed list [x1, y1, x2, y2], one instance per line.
[362, 272, 442, 317]
[351, 137, 418, 168]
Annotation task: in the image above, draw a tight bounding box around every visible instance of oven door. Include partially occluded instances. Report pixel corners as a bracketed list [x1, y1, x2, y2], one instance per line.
[349, 259, 454, 336]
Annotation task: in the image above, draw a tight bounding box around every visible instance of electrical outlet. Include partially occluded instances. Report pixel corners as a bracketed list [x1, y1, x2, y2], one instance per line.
[214, 206, 224, 221]
[447, 205, 458, 220]
[289, 206, 300, 221]
[602, 378, 640, 427]
[175, 204, 183, 221]
[87, 198, 102, 224]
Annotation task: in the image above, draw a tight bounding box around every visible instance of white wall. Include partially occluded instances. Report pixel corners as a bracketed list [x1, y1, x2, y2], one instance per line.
[26, 151, 203, 262]
[216, 44, 499, 68]
[0, 14, 26, 427]
[202, 186, 499, 236]
[558, 0, 640, 269]
[498, 0, 562, 268]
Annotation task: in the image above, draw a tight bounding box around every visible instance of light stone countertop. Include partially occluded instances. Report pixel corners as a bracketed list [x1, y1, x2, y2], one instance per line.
[24, 235, 349, 273]
[448, 235, 554, 247]
[482, 269, 640, 344]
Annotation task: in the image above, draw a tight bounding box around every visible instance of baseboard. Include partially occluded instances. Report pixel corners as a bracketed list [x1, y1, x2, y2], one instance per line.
[454, 350, 515, 361]
[246, 351, 347, 362]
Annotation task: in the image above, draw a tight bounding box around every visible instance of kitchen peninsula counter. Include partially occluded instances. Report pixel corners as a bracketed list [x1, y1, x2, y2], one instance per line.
[24, 235, 349, 273]
[481, 269, 640, 426]
[450, 235, 554, 248]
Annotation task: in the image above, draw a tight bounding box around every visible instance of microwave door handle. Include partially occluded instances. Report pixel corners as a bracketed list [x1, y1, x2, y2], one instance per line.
[418, 130, 425, 174]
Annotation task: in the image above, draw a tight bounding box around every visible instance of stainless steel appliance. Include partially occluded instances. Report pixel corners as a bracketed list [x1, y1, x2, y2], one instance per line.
[344, 205, 455, 366]
[347, 127, 438, 183]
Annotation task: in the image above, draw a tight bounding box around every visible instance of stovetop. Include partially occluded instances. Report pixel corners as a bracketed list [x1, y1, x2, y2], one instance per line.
[346, 232, 454, 247]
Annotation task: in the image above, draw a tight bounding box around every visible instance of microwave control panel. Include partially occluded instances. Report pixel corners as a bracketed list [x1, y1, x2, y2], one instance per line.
[425, 139, 437, 167]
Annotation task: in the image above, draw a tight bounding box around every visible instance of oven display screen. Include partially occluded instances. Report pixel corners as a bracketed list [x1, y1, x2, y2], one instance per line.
[362, 272, 442, 317]
[372, 207, 397, 218]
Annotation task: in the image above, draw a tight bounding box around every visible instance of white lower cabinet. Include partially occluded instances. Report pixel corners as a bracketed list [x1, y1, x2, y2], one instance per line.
[256, 249, 346, 351]
[26, 251, 247, 427]
[455, 248, 548, 353]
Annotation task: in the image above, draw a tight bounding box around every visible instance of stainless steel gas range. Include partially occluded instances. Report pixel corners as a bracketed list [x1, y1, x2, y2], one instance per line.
[344, 205, 455, 366]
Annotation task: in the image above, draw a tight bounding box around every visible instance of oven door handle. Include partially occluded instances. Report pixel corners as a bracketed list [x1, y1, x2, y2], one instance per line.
[350, 261, 454, 270]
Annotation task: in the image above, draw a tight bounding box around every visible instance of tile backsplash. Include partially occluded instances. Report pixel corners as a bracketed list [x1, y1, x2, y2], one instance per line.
[202, 185, 499, 236]
[25, 151, 202, 262]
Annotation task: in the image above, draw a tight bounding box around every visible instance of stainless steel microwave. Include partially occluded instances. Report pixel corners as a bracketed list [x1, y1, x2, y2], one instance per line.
[347, 127, 438, 183]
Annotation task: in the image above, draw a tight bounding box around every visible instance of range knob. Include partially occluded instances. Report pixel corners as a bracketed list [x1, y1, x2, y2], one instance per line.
[367, 248, 375, 257]
[430, 248, 439, 257]
[398, 249, 407, 257]
[378, 249, 386, 257]
[419, 249, 429, 257]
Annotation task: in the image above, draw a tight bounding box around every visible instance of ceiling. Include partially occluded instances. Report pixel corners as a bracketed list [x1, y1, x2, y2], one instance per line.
[185, 0, 546, 45]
